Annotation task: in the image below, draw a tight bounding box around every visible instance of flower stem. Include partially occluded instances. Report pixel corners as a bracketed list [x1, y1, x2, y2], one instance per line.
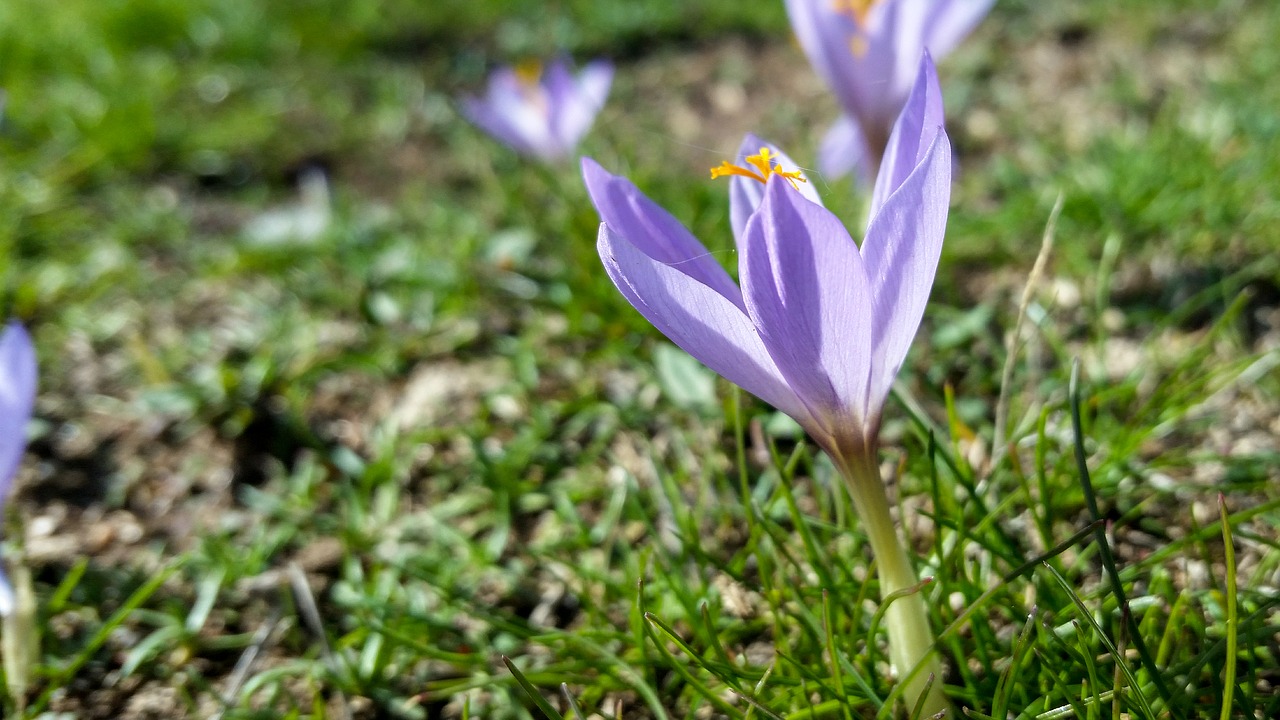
[839, 451, 950, 717]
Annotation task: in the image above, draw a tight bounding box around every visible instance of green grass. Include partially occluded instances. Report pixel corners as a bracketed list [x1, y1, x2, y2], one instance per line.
[1, 0, 1279, 718]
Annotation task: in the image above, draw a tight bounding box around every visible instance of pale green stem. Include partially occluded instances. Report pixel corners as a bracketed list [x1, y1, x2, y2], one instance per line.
[3, 558, 39, 711]
[838, 450, 950, 718]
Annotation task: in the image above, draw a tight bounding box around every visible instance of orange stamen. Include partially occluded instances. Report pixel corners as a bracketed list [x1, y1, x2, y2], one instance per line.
[710, 147, 807, 190]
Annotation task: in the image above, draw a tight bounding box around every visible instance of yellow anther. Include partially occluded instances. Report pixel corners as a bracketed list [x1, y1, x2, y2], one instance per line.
[710, 147, 807, 190]
[514, 59, 544, 87]
[831, 0, 880, 25]
[511, 59, 550, 114]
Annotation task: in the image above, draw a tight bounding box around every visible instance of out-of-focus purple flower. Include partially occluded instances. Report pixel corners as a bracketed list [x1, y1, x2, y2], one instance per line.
[461, 58, 613, 162]
[584, 56, 948, 460]
[0, 321, 36, 617]
[785, 0, 991, 183]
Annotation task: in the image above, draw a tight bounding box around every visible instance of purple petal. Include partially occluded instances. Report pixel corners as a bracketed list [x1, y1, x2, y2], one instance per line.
[598, 225, 814, 425]
[460, 95, 543, 158]
[859, 0, 915, 127]
[785, 0, 892, 128]
[860, 127, 951, 413]
[462, 66, 561, 160]
[0, 321, 36, 499]
[887, 0, 990, 113]
[740, 178, 872, 438]
[0, 566, 11, 616]
[922, 0, 995, 59]
[788, 0, 988, 186]
[582, 157, 745, 309]
[728, 134, 822, 253]
[542, 58, 576, 105]
[576, 60, 615, 106]
[551, 59, 612, 150]
[785, 0, 903, 181]
[783, 0, 853, 109]
[870, 52, 944, 217]
[817, 114, 871, 184]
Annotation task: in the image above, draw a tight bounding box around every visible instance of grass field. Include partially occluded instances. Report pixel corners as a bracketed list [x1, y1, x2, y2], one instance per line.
[2, 0, 1279, 718]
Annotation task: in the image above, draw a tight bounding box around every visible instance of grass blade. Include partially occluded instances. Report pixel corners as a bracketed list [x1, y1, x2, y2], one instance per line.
[502, 655, 565, 720]
[560, 683, 584, 719]
[1069, 359, 1177, 716]
[1218, 494, 1237, 720]
[1042, 563, 1156, 719]
[29, 559, 184, 715]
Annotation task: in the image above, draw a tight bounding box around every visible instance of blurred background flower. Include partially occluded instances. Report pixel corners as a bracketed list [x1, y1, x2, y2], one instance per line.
[785, 0, 991, 183]
[0, 321, 36, 617]
[460, 57, 613, 162]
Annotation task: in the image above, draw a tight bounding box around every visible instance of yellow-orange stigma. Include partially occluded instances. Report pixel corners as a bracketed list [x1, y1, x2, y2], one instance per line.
[831, 0, 879, 25]
[709, 147, 807, 189]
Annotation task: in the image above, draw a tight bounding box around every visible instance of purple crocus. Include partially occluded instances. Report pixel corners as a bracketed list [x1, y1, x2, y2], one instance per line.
[786, 0, 991, 183]
[460, 58, 613, 162]
[586, 56, 952, 714]
[0, 321, 36, 617]
[585, 55, 946, 466]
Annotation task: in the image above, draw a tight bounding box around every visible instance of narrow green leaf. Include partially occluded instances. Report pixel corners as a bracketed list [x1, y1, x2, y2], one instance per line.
[29, 559, 184, 715]
[1069, 360, 1176, 717]
[502, 655, 565, 720]
[1218, 495, 1237, 720]
[642, 613, 744, 719]
[560, 683, 584, 720]
[991, 608, 1039, 720]
[1043, 563, 1156, 719]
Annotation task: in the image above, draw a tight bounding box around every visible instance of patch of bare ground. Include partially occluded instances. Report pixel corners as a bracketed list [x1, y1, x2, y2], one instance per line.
[621, 38, 834, 172]
[969, 5, 1236, 152]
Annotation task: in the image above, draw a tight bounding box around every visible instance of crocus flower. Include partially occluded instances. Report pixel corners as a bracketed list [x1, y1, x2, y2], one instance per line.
[0, 321, 36, 617]
[585, 54, 946, 467]
[786, 0, 991, 183]
[586, 56, 951, 715]
[460, 57, 613, 162]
